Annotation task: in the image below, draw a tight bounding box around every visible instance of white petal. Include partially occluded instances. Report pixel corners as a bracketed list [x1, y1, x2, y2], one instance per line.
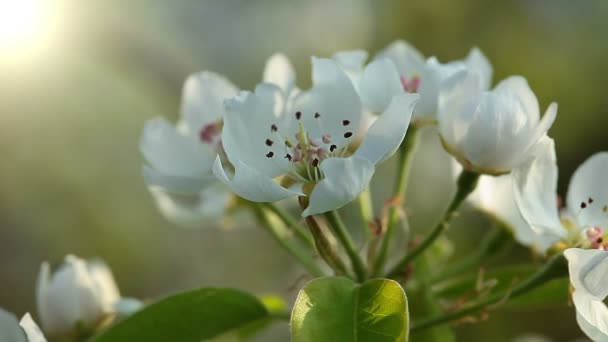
[302, 156, 375, 216]
[213, 156, 302, 203]
[566, 152, 608, 228]
[263, 53, 296, 96]
[517, 102, 558, 167]
[472, 174, 558, 252]
[375, 40, 425, 77]
[0, 309, 27, 342]
[290, 58, 362, 148]
[114, 298, 143, 318]
[465, 47, 493, 90]
[19, 314, 46, 342]
[355, 93, 418, 165]
[565, 248, 608, 300]
[512, 137, 566, 239]
[147, 183, 231, 226]
[141, 117, 214, 178]
[143, 166, 213, 195]
[572, 291, 608, 340]
[493, 76, 540, 122]
[87, 260, 120, 311]
[222, 84, 287, 178]
[36, 262, 56, 333]
[417, 57, 468, 117]
[332, 49, 369, 72]
[358, 58, 404, 113]
[178, 71, 238, 136]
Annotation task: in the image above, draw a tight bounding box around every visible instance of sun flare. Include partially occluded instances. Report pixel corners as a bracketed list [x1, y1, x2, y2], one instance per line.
[0, 0, 55, 56]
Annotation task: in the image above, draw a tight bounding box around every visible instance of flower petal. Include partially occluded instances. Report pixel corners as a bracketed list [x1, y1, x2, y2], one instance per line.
[141, 117, 214, 178]
[566, 152, 608, 228]
[0, 309, 27, 342]
[302, 156, 375, 216]
[19, 314, 46, 342]
[332, 49, 369, 72]
[213, 156, 302, 202]
[565, 248, 608, 300]
[358, 58, 404, 113]
[178, 71, 238, 136]
[493, 76, 540, 122]
[355, 93, 418, 165]
[143, 166, 212, 195]
[572, 290, 608, 340]
[147, 183, 231, 225]
[465, 47, 493, 90]
[512, 136, 566, 239]
[87, 260, 120, 310]
[375, 40, 425, 77]
[263, 53, 296, 96]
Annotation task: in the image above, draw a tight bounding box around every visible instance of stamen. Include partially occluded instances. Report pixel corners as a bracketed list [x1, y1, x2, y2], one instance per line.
[265, 139, 274, 146]
[271, 124, 278, 132]
[314, 112, 321, 119]
[342, 120, 350, 126]
[285, 154, 292, 161]
[322, 134, 331, 144]
[311, 158, 319, 167]
[344, 132, 353, 138]
[266, 151, 274, 158]
[330, 144, 337, 152]
[589, 197, 595, 204]
[604, 205, 608, 213]
[581, 202, 587, 209]
[295, 111, 302, 120]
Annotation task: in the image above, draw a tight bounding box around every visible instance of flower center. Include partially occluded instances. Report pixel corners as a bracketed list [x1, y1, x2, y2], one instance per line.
[400, 75, 420, 93]
[560, 196, 608, 250]
[264, 111, 354, 182]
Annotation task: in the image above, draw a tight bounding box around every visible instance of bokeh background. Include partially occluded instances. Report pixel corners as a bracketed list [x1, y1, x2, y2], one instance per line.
[1, 0, 606, 341]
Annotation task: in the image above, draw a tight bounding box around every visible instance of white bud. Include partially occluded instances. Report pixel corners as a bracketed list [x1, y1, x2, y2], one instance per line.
[36, 255, 120, 334]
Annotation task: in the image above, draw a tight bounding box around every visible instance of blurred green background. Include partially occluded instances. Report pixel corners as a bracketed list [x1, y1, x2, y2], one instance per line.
[0, 0, 606, 341]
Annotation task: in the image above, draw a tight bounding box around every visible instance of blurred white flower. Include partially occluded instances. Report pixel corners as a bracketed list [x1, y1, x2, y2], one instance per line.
[439, 72, 557, 175]
[0, 309, 46, 342]
[376, 40, 492, 121]
[141, 53, 297, 226]
[213, 57, 418, 216]
[36, 255, 135, 334]
[513, 138, 608, 340]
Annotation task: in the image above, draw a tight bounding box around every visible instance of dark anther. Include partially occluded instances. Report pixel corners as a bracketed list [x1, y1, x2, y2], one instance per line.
[581, 202, 587, 209]
[314, 112, 321, 119]
[330, 144, 337, 152]
[295, 111, 302, 120]
[342, 120, 350, 126]
[285, 154, 292, 161]
[271, 124, 278, 132]
[312, 158, 319, 167]
[266, 151, 274, 158]
[265, 139, 274, 146]
[344, 132, 353, 138]
[589, 197, 594, 204]
[597, 237, 604, 244]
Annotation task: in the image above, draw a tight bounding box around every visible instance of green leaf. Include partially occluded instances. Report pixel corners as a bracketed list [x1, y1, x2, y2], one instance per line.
[92, 287, 271, 342]
[291, 277, 409, 342]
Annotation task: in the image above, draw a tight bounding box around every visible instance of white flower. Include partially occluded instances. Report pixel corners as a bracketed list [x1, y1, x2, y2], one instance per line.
[36, 255, 122, 334]
[140, 54, 297, 225]
[213, 57, 419, 216]
[376, 40, 492, 120]
[0, 309, 46, 342]
[439, 72, 557, 175]
[513, 138, 608, 340]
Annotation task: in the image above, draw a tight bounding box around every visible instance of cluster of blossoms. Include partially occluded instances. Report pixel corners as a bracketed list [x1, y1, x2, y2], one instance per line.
[1, 255, 138, 341]
[138, 39, 606, 340]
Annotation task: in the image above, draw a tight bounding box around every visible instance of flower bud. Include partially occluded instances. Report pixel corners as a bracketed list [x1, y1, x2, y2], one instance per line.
[36, 255, 120, 335]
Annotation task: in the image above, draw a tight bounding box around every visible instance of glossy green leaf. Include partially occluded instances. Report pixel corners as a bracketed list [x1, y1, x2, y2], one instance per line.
[291, 277, 409, 342]
[92, 288, 271, 342]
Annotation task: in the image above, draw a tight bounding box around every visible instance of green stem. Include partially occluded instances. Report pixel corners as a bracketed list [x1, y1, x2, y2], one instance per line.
[324, 210, 367, 282]
[411, 253, 568, 332]
[265, 203, 315, 248]
[252, 205, 325, 277]
[358, 187, 374, 240]
[371, 125, 420, 276]
[386, 169, 479, 278]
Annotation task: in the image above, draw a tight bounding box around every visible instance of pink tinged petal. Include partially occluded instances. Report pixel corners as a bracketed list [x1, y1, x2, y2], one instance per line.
[358, 58, 404, 113]
[19, 314, 47, 342]
[178, 71, 238, 136]
[0, 309, 27, 342]
[565, 248, 608, 300]
[302, 156, 375, 217]
[465, 47, 493, 91]
[566, 152, 608, 228]
[355, 93, 418, 165]
[147, 183, 231, 226]
[263, 53, 296, 96]
[222, 84, 288, 178]
[140, 117, 214, 178]
[375, 40, 425, 78]
[512, 137, 567, 239]
[213, 156, 302, 203]
[572, 290, 608, 340]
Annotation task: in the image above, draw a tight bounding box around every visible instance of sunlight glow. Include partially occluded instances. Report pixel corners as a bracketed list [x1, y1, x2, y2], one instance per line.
[0, 0, 56, 56]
